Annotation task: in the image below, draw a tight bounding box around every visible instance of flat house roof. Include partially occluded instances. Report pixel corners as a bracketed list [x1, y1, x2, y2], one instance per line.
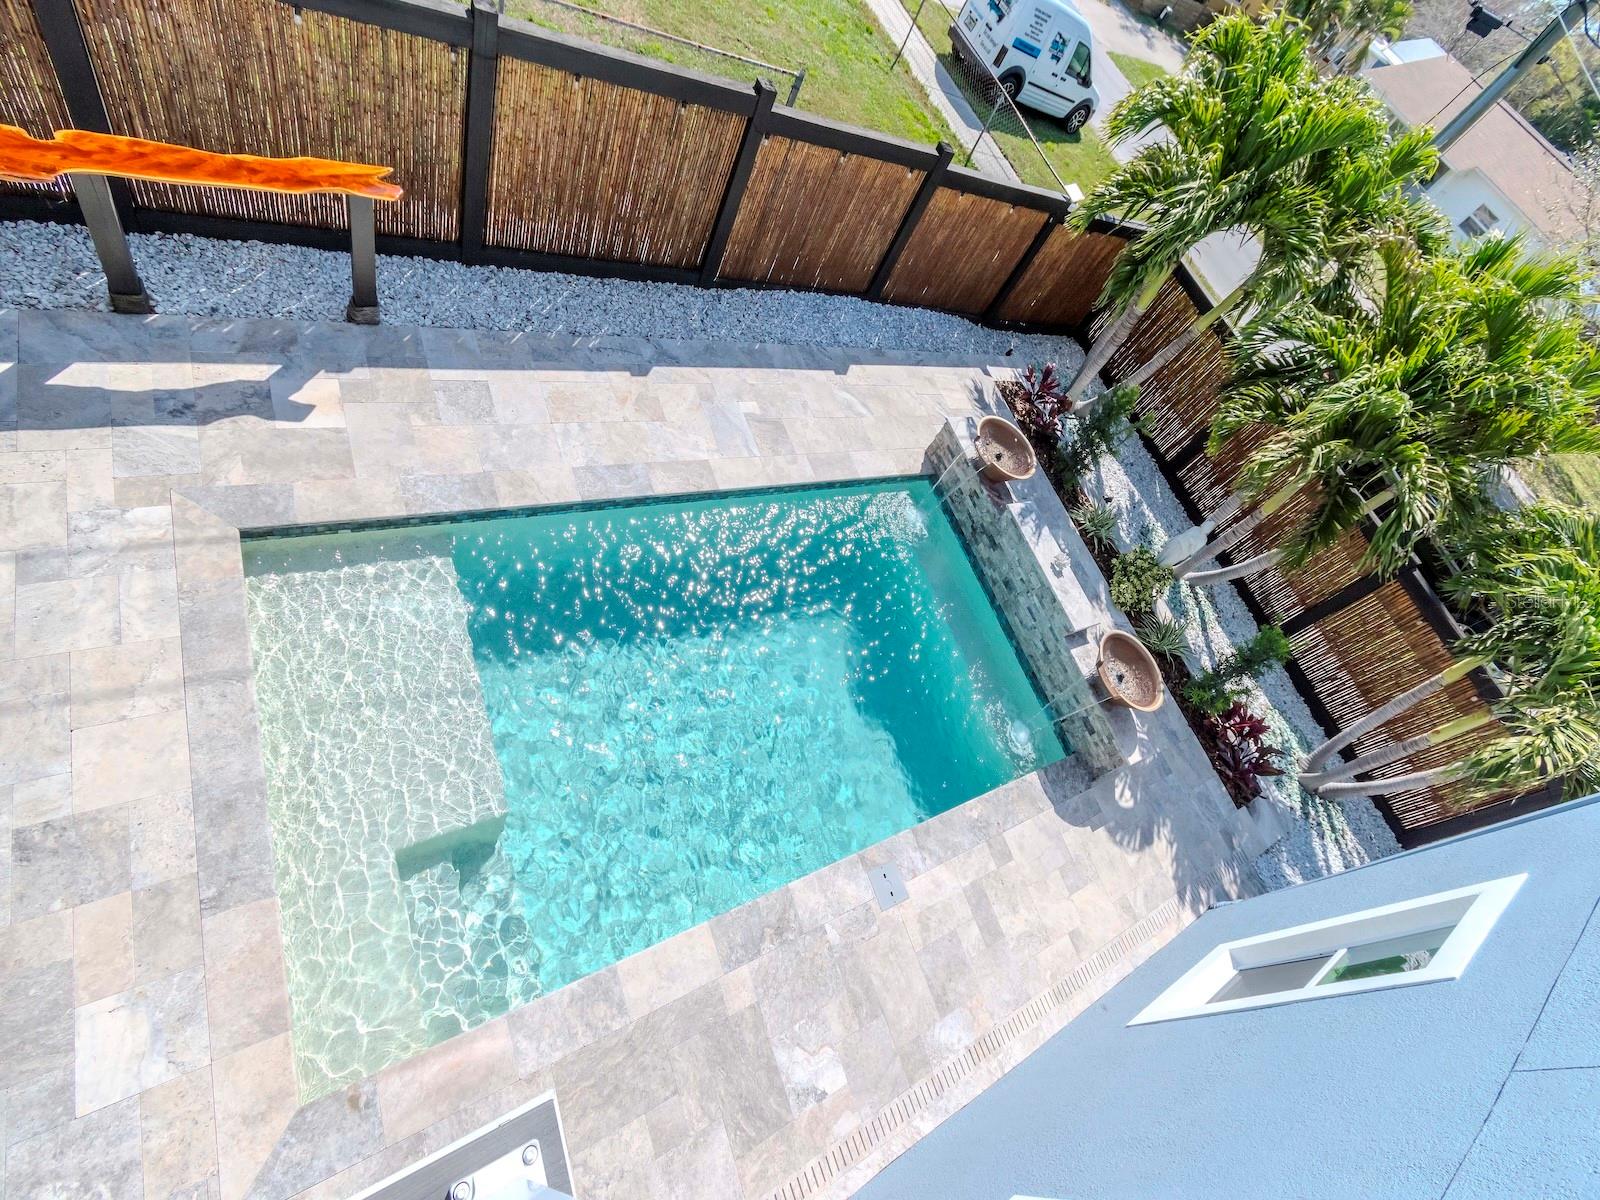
[1363, 54, 1590, 243]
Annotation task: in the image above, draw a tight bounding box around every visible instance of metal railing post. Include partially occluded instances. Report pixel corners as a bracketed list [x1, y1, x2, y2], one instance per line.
[965, 92, 1003, 167]
[785, 67, 806, 107]
[889, 0, 930, 72]
[346, 195, 380, 324]
[69, 172, 152, 314]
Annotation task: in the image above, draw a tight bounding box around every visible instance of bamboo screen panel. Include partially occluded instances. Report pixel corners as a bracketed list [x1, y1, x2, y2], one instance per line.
[882, 188, 1045, 315]
[993, 225, 1128, 328]
[70, 0, 466, 239]
[720, 137, 921, 292]
[1103, 277, 1230, 458]
[1247, 529, 1371, 622]
[1176, 424, 1270, 515]
[0, 0, 72, 197]
[1173, 425, 1372, 622]
[486, 58, 743, 267]
[1289, 583, 1501, 828]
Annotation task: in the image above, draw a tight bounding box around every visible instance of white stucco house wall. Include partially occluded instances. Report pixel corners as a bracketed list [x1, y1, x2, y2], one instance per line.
[1362, 51, 1590, 250]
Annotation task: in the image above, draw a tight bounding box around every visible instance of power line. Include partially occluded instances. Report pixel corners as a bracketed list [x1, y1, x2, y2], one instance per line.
[1420, 41, 1530, 126]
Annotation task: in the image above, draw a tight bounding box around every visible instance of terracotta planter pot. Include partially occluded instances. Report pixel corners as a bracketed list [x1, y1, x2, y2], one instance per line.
[974, 415, 1036, 483]
[1097, 630, 1165, 713]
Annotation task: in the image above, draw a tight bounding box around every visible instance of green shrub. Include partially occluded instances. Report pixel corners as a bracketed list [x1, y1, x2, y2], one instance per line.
[1110, 547, 1173, 616]
[1183, 626, 1292, 716]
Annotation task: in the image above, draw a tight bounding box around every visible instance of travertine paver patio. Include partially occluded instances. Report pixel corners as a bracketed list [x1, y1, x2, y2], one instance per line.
[0, 307, 1273, 1200]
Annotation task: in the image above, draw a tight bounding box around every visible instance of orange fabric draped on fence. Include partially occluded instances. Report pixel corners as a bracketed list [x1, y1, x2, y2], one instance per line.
[0, 125, 402, 200]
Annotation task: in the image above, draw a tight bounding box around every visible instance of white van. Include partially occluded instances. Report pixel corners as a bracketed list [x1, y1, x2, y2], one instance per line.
[950, 0, 1101, 133]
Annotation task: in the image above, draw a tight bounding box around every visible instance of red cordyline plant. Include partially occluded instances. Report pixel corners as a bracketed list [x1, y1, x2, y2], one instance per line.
[1015, 361, 1073, 440]
[1203, 702, 1285, 806]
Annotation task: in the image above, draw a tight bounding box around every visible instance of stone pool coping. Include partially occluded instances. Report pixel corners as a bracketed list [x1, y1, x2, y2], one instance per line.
[1, 309, 1275, 1200]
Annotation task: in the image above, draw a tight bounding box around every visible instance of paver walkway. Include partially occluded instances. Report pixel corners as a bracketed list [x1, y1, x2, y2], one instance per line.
[0, 308, 1273, 1200]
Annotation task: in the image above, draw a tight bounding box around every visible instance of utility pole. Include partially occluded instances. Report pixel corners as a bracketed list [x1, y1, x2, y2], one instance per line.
[1433, 0, 1587, 152]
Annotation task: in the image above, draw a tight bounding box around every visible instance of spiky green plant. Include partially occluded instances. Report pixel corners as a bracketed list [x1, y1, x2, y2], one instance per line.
[1136, 615, 1190, 659]
[1070, 500, 1118, 549]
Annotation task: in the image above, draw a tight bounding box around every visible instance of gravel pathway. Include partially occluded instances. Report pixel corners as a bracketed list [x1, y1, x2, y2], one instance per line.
[1075, 414, 1400, 886]
[0, 220, 1086, 361]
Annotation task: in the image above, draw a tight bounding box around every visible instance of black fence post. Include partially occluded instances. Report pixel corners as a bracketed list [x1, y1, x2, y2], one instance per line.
[71, 172, 152, 313]
[700, 79, 777, 286]
[345, 195, 381, 324]
[31, 0, 136, 213]
[864, 140, 952, 302]
[983, 210, 1060, 323]
[460, 0, 500, 264]
[1278, 572, 1385, 639]
[32, 0, 111, 132]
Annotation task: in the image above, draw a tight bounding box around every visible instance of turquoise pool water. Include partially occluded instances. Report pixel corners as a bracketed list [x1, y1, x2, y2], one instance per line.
[243, 479, 1066, 1095]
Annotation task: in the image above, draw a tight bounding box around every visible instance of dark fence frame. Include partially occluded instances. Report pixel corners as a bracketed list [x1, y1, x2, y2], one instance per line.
[2, 0, 1105, 327]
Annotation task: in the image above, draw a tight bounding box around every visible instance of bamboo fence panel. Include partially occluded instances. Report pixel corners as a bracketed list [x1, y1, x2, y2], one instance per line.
[881, 188, 1046, 315]
[1175, 423, 1269, 513]
[1102, 277, 1231, 458]
[0, 0, 72, 197]
[1248, 529, 1371, 620]
[486, 57, 743, 267]
[1288, 583, 1499, 824]
[994, 225, 1127, 328]
[720, 136, 921, 293]
[70, 0, 466, 239]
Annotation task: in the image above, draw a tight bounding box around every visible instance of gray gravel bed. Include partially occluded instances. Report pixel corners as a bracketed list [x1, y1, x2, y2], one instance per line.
[1075, 413, 1400, 887]
[0, 220, 1084, 361]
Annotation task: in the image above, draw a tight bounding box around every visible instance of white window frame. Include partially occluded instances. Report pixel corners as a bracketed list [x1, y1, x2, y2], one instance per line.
[1129, 874, 1525, 1026]
[1458, 203, 1499, 238]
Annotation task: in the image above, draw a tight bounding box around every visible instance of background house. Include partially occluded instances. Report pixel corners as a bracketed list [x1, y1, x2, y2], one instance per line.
[855, 796, 1600, 1199]
[1363, 50, 1590, 248]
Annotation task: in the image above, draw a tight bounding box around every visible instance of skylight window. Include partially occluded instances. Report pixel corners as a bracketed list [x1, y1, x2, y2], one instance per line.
[1129, 874, 1525, 1025]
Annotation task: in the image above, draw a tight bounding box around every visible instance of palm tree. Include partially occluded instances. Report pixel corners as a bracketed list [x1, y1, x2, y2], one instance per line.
[1117, 134, 1440, 396]
[1282, 0, 1350, 43]
[1165, 235, 1600, 588]
[1300, 507, 1600, 801]
[1329, 0, 1412, 73]
[1064, 11, 1413, 403]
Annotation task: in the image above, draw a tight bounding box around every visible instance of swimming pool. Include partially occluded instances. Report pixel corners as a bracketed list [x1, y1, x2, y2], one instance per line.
[243, 479, 1067, 1095]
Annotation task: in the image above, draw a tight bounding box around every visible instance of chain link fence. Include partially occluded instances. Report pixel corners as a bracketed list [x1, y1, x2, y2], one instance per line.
[893, 0, 1103, 196]
[508, 0, 806, 103]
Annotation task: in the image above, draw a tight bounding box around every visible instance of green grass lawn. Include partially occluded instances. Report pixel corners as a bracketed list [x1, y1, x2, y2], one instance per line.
[1518, 455, 1600, 513]
[505, 0, 955, 146]
[1109, 50, 1170, 91]
[898, 0, 1119, 193]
